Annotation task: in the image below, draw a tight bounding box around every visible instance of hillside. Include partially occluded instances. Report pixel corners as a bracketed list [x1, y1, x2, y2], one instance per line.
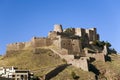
[0, 48, 65, 77]
[0, 47, 120, 80]
[0, 48, 96, 80]
[92, 54, 120, 80]
[49, 54, 120, 80]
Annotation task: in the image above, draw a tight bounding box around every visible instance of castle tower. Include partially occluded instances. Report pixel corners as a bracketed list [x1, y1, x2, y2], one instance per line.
[75, 28, 85, 37]
[89, 28, 97, 41]
[53, 24, 63, 33]
[86, 28, 98, 41]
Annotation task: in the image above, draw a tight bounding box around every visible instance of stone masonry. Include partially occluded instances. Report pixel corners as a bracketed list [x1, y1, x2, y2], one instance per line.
[6, 24, 107, 71]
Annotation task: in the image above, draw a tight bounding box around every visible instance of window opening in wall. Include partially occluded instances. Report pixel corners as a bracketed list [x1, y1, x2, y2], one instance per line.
[12, 75, 15, 77]
[74, 55, 80, 59]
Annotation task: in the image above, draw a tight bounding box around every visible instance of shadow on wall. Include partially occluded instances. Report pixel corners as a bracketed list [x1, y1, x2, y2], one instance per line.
[89, 64, 100, 75]
[45, 64, 70, 80]
[89, 57, 96, 63]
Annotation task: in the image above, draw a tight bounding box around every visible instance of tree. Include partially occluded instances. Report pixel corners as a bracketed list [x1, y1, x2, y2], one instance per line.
[92, 40, 111, 49]
[105, 41, 111, 48]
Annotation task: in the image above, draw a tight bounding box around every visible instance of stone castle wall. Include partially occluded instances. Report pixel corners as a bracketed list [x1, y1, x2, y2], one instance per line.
[75, 27, 99, 42]
[6, 24, 106, 72]
[86, 28, 97, 41]
[7, 42, 25, 51]
[85, 53, 105, 62]
[48, 31, 58, 39]
[7, 37, 52, 51]
[53, 24, 63, 33]
[94, 53, 105, 62]
[53, 36, 83, 55]
[75, 28, 86, 37]
[71, 57, 88, 71]
[63, 55, 88, 71]
[7, 25, 100, 52]
[7, 41, 33, 51]
[72, 39, 82, 53]
[61, 38, 72, 50]
[24, 42, 32, 48]
[31, 37, 52, 48]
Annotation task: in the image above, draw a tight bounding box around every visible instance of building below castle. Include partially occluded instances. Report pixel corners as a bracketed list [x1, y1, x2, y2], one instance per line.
[6, 24, 107, 71]
[0, 66, 33, 80]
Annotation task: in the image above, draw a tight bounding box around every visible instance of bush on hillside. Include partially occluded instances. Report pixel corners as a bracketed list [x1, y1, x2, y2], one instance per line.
[71, 71, 79, 80]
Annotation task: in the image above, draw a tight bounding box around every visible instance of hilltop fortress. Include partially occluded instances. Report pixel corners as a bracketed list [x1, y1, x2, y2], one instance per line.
[6, 24, 107, 71]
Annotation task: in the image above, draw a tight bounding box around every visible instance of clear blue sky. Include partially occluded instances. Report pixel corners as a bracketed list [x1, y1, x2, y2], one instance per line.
[0, 0, 120, 54]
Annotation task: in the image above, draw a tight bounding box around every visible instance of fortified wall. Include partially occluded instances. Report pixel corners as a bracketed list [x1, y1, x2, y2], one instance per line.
[7, 37, 52, 51]
[7, 42, 26, 51]
[6, 24, 107, 71]
[52, 36, 82, 55]
[31, 37, 52, 48]
[7, 24, 100, 51]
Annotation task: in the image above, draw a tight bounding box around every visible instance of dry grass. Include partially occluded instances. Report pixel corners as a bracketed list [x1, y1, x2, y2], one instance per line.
[92, 54, 120, 80]
[0, 48, 120, 79]
[0, 48, 65, 77]
[52, 66, 95, 80]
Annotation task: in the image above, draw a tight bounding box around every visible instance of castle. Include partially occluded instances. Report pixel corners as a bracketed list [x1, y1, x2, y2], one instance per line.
[6, 24, 107, 71]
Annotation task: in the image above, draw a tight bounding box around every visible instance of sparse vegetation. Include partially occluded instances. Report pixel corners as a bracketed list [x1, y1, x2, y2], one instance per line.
[98, 74, 107, 80]
[92, 40, 105, 48]
[61, 28, 81, 39]
[71, 71, 80, 80]
[92, 54, 120, 80]
[92, 40, 117, 54]
[64, 28, 75, 36]
[52, 66, 95, 80]
[0, 48, 65, 77]
[0, 47, 120, 80]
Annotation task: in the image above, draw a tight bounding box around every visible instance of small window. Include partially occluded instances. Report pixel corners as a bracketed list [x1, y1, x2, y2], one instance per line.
[21, 75, 24, 78]
[12, 75, 15, 77]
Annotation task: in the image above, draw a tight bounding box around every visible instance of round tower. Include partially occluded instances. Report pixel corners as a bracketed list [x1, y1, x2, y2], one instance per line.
[53, 24, 63, 33]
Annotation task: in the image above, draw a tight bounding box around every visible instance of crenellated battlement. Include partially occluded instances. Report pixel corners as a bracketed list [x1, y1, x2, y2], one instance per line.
[7, 42, 26, 51]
